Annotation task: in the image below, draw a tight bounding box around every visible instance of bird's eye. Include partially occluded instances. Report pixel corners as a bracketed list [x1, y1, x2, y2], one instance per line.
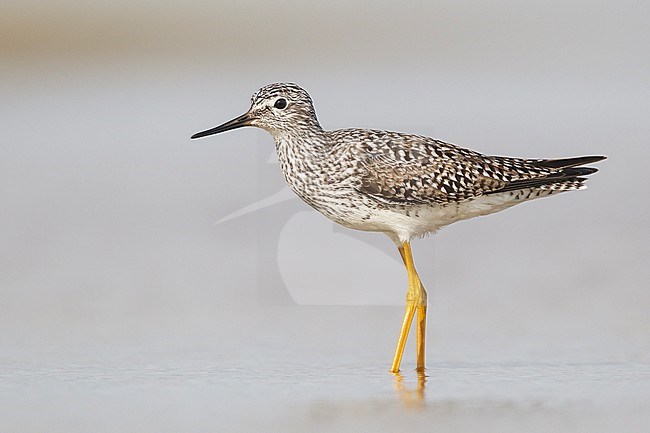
[274, 98, 287, 109]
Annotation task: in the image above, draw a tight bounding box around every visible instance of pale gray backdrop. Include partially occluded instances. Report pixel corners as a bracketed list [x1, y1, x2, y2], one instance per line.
[2, 1, 649, 432]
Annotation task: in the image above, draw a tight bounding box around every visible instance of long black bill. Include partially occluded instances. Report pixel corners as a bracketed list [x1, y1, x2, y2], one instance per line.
[191, 112, 252, 139]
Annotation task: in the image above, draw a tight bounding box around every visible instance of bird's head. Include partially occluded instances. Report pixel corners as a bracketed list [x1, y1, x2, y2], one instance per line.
[191, 82, 321, 140]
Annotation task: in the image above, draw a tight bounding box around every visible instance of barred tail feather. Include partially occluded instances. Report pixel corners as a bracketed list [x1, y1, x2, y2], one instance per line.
[489, 155, 605, 194]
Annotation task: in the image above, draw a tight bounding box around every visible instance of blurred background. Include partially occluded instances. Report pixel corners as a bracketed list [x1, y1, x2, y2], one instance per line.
[2, 0, 649, 431]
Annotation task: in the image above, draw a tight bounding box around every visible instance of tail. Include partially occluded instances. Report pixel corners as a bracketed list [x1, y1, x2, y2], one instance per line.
[493, 155, 606, 193]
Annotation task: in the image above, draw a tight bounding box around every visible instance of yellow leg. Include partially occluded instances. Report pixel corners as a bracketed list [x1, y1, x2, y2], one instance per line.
[390, 241, 428, 374]
[390, 305, 415, 373]
[416, 305, 427, 372]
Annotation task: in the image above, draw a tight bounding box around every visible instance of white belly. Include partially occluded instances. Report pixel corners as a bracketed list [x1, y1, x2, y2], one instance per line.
[340, 188, 559, 245]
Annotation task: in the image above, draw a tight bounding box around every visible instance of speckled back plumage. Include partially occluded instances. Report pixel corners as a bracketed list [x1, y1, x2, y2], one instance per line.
[214, 82, 605, 244]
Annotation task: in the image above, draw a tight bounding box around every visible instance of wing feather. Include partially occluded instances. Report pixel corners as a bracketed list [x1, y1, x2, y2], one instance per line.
[346, 130, 603, 205]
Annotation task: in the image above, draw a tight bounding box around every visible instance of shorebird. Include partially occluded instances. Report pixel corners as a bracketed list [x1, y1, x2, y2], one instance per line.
[191, 82, 604, 373]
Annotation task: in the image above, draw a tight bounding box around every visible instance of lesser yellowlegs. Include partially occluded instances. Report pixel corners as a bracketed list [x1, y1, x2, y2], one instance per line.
[191, 82, 605, 373]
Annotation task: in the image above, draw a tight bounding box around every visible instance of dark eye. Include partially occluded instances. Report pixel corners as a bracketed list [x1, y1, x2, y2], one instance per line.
[274, 98, 287, 109]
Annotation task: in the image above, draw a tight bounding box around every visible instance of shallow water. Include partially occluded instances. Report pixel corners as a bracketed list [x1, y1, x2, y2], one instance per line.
[4, 356, 649, 433]
[2, 307, 649, 432]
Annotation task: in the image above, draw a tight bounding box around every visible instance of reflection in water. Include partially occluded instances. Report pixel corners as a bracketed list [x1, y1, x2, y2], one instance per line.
[393, 371, 427, 408]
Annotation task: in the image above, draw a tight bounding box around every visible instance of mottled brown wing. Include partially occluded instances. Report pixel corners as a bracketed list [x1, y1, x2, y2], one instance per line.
[353, 133, 555, 205]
